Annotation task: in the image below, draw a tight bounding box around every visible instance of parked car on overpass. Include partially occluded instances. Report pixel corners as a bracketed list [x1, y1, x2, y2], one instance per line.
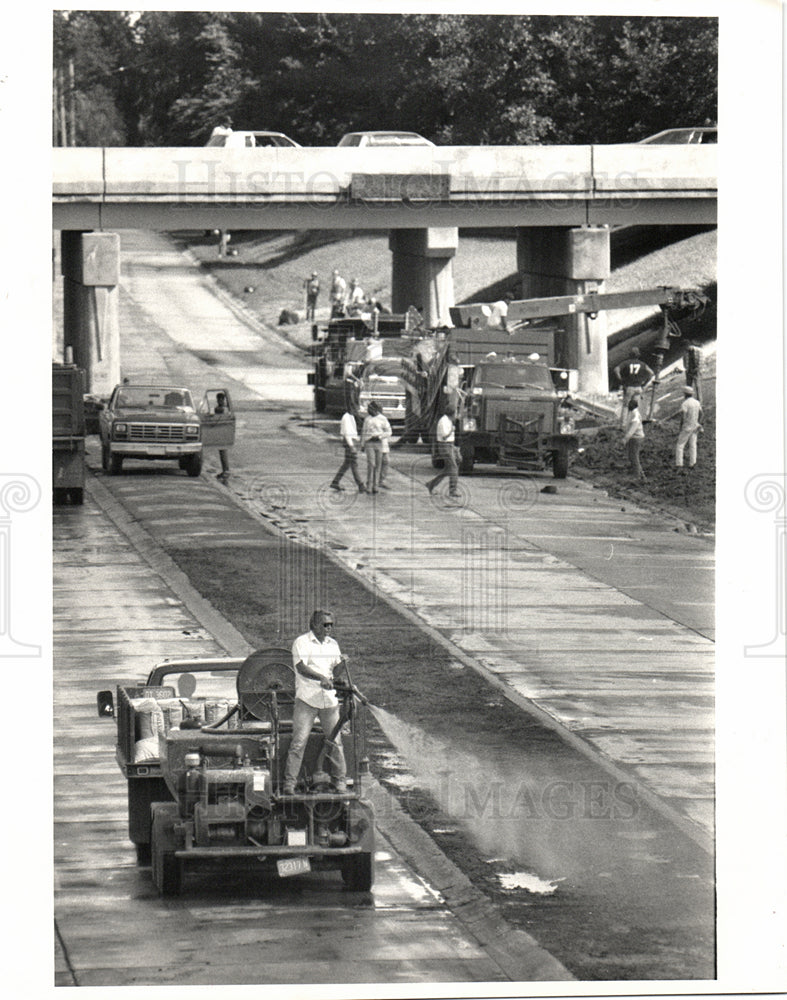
[206, 128, 301, 148]
[639, 127, 717, 145]
[337, 131, 434, 147]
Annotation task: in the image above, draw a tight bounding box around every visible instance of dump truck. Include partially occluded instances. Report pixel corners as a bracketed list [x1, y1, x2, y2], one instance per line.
[52, 362, 86, 505]
[308, 313, 409, 417]
[398, 315, 578, 477]
[97, 648, 375, 896]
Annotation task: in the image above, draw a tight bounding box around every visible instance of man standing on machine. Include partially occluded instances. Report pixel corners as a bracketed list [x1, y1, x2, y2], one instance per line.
[282, 610, 348, 795]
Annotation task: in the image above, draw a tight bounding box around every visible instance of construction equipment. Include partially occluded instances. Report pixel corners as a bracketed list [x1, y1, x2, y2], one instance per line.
[97, 648, 375, 896]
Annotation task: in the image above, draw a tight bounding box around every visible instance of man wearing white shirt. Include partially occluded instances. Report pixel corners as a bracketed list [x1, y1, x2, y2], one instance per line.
[330, 410, 366, 492]
[425, 407, 459, 498]
[283, 611, 348, 794]
[675, 386, 703, 470]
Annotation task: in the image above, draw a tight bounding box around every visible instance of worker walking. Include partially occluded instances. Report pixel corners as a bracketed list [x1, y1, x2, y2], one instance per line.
[622, 396, 646, 481]
[282, 611, 348, 795]
[613, 347, 655, 427]
[330, 409, 366, 493]
[425, 407, 459, 499]
[675, 385, 703, 470]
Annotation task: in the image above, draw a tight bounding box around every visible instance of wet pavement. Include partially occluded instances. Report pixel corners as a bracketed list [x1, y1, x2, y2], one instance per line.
[54, 487, 570, 986]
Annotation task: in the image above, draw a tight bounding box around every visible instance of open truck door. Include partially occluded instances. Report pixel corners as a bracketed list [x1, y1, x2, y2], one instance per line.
[198, 389, 236, 448]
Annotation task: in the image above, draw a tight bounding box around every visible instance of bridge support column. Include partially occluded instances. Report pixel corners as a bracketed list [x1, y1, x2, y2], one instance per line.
[516, 226, 610, 393]
[389, 228, 457, 327]
[61, 231, 121, 394]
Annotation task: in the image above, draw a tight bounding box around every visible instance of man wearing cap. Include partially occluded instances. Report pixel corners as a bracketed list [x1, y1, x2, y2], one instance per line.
[304, 272, 320, 321]
[675, 385, 703, 470]
[282, 610, 348, 794]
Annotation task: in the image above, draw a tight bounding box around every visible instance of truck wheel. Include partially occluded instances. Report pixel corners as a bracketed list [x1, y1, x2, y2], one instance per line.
[136, 842, 152, 866]
[553, 451, 569, 479]
[342, 852, 374, 892]
[101, 441, 110, 472]
[151, 804, 182, 896]
[459, 446, 475, 475]
[184, 454, 202, 477]
[110, 454, 123, 475]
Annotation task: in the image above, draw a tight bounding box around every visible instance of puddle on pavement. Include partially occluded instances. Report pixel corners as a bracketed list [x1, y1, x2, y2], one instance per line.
[497, 871, 563, 894]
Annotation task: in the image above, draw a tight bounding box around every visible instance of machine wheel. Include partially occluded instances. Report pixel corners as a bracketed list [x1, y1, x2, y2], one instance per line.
[552, 450, 569, 479]
[110, 454, 123, 475]
[151, 804, 182, 896]
[101, 441, 111, 472]
[184, 454, 202, 477]
[342, 852, 374, 891]
[459, 446, 475, 475]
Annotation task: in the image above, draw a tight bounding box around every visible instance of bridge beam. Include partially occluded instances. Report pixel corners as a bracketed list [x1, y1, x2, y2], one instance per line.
[60, 231, 121, 394]
[516, 226, 611, 394]
[389, 228, 458, 327]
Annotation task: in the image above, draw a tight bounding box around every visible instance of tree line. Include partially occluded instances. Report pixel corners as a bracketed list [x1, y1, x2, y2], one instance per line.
[53, 11, 717, 148]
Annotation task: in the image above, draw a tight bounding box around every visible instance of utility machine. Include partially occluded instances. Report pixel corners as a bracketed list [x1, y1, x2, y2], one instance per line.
[98, 648, 375, 896]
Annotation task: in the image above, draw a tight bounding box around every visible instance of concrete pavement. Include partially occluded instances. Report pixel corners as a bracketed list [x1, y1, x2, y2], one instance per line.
[54, 478, 573, 985]
[112, 229, 715, 850]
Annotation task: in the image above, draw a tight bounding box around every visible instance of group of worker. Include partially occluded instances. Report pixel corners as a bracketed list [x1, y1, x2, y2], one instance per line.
[615, 342, 704, 482]
[304, 270, 384, 321]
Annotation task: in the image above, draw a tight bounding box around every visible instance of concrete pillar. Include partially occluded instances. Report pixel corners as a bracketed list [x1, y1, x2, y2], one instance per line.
[61, 231, 121, 394]
[389, 228, 458, 327]
[516, 226, 611, 394]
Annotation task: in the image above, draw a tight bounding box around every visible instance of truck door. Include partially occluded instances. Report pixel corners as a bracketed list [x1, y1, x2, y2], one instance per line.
[198, 389, 236, 447]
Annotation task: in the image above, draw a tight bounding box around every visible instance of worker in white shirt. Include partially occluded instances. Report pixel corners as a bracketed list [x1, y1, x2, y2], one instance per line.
[675, 386, 703, 470]
[282, 610, 348, 795]
[330, 409, 366, 492]
[425, 407, 459, 498]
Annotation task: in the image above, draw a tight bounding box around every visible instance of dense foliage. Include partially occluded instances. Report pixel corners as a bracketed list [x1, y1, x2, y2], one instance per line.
[53, 11, 717, 146]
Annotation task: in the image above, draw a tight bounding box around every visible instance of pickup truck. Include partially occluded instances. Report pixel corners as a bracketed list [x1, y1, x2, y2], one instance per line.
[97, 649, 375, 896]
[98, 384, 235, 476]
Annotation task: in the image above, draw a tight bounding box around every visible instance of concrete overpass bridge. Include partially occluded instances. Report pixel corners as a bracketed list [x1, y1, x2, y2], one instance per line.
[53, 145, 716, 393]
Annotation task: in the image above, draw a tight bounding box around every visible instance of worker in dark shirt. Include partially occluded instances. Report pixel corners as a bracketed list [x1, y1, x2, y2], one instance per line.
[613, 347, 655, 427]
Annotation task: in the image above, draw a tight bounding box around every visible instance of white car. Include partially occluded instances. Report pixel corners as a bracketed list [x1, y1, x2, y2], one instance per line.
[206, 128, 301, 148]
[639, 127, 717, 145]
[337, 131, 434, 147]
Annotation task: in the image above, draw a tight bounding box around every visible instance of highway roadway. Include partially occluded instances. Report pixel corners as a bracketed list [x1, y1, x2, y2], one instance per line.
[53, 230, 716, 986]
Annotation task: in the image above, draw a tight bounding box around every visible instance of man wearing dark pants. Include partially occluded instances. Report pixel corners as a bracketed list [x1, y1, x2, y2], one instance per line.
[283, 611, 348, 795]
[425, 407, 459, 498]
[330, 409, 365, 492]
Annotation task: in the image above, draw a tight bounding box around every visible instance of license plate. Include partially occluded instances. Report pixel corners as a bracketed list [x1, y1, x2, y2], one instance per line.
[146, 445, 167, 455]
[277, 856, 311, 878]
